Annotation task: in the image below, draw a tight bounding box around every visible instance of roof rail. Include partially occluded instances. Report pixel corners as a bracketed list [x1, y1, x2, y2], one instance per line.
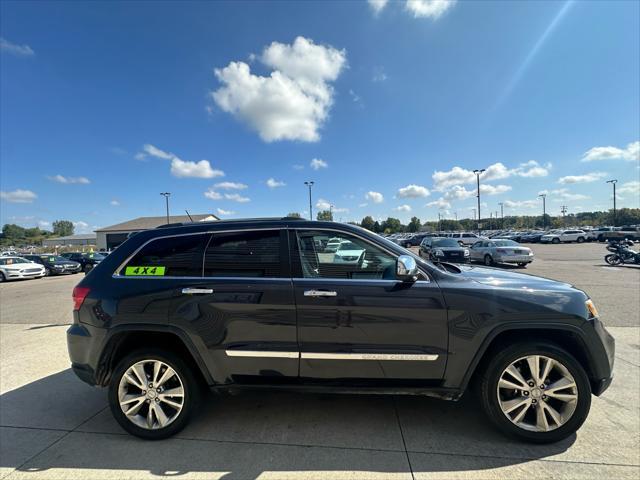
[281, 216, 305, 220]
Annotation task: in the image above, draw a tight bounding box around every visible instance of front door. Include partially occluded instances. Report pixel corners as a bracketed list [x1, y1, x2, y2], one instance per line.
[291, 229, 448, 383]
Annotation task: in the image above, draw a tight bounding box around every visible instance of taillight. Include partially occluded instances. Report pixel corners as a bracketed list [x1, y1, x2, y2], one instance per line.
[73, 286, 90, 311]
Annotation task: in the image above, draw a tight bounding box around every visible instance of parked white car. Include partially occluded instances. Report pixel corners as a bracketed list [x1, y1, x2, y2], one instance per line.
[333, 241, 366, 264]
[0, 256, 46, 282]
[469, 239, 534, 267]
[325, 237, 343, 252]
[540, 229, 588, 244]
[449, 232, 486, 246]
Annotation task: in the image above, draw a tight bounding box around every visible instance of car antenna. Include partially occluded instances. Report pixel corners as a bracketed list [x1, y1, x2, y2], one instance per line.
[185, 210, 194, 222]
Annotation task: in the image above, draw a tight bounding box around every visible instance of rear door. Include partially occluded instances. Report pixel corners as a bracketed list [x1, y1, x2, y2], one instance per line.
[169, 229, 298, 384]
[291, 228, 448, 383]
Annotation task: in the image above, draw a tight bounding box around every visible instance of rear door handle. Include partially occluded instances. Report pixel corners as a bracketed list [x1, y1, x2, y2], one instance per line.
[304, 289, 337, 297]
[182, 288, 214, 295]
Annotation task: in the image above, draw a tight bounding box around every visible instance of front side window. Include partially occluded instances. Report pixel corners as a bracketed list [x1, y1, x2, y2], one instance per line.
[293, 230, 396, 280]
[123, 234, 207, 277]
[203, 230, 282, 278]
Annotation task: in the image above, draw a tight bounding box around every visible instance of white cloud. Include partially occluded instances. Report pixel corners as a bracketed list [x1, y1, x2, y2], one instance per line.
[47, 174, 90, 184]
[443, 185, 475, 201]
[38, 220, 51, 229]
[432, 161, 549, 190]
[0, 38, 34, 56]
[581, 141, 639, 162]
[395, 204, 412, 212]
[316, 198, 331, 210]
[266, 178, 286, 188]
[73, 221, 91, 234]
[214, 181, 248, 190]
[398, 184, 430, 198]
[138, 144, 224, 179]
[211, 36, 347, 142]
[1, 189, 37, 203]
[504, 199, 538, 209]
[618, 181, 640, 195]
[480, 184, 512, 195]
[310, 158, 328, 170]
[110, 200, 120, 206]
[292, 164, 304, 170]
[558, 172, 607, 184]
[204, 189, 222, 200]
[216, 208, 236, 216]
[365, 191, 384, 203]
[426, 198, 452, 209]
[368, 0, 389, 14]
[359, 203, 368, 208]
[405, 0, 456, 19]
[541, 188, 590, 201]
[224, 193, 250, 203]
[372, 67, 388, 82]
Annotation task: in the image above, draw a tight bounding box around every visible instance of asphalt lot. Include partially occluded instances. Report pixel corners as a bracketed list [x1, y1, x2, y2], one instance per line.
[0, 242, 639, 479]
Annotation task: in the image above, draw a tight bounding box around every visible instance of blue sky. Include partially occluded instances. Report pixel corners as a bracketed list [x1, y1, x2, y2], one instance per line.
[1, 0, 639, 232]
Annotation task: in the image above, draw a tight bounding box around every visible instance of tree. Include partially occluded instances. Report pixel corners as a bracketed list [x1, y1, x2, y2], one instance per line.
[286, 212, 301, 218]
[382, 217, 402, 233]
[360, 216, 375, 231]
[373, 221, 381, 233]
[407, 216, 421, 232]
[2, 224, 26, 239]
[52, 220, 74, 237]
[317, 210, 333, 221]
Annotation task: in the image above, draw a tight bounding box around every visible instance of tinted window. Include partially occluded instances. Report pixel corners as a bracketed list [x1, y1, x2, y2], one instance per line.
[123, 234, 207, 277]
[293, 230, 396, 280]
[432, 238, 461, 247]
[493, 240, 518, 247]
[203, 230, 281, 278]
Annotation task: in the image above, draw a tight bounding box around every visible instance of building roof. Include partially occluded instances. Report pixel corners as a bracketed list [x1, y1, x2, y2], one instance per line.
[44, 234, 97, 241]
[96, 214, 219, 232]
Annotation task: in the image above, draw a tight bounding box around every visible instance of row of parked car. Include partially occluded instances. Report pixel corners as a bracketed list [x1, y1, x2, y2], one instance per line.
[0, 251, 108, 282]
[416, 237, 534, 268]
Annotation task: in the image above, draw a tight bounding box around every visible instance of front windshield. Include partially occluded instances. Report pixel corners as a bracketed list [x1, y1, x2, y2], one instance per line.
[86, 253, 105, 260]
[4, 257, 29, 264]
[493, 240, 519, 247]
[43, 256, 66, 262]
[432, 238, 461, 247]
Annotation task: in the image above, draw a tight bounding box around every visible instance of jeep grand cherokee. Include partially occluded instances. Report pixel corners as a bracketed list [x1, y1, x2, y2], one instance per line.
[67, 218, 614, 442]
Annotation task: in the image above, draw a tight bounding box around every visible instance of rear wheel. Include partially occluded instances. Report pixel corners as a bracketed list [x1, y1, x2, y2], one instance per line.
[108, 349, 198, 440]
[552, 238, 560, 244]
[605, 254, 622, 266]
[577, 237, 585, 244]
[484, 255, 494, 266]
[479, 342, 591, 443]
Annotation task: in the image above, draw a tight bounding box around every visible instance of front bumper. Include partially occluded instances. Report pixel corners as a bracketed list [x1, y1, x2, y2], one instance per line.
[3, 270, 45, 280]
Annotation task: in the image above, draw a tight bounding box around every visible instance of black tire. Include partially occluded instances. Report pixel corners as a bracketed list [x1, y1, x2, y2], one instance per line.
[484, 254, 493, 266]
[576, 237, 585, 244]
[0, 272, 5, 282]
[552, 238, 560, 244]
[605, 254, 622, 266]
[108, 349, 199, 440]
[479, 342, 591, 443]
[517, 263, 528, 268]
[44, 268, 51, 276]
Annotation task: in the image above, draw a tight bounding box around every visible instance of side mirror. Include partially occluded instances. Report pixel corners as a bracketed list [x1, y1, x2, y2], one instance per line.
[396, 255, 418, 282]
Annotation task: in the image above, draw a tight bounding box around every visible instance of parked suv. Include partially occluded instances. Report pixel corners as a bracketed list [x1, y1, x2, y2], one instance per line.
[61, 251, 106, 272]
[23, 254, 81, 275]
[68, 218, 614, 443]
[540, 229, 587, 244]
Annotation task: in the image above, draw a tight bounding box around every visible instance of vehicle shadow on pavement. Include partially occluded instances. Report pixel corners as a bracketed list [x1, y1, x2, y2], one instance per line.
[0, 369, 576, 478]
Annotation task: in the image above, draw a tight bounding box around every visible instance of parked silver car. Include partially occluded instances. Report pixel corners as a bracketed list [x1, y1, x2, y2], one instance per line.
[469, 239, 534, 267]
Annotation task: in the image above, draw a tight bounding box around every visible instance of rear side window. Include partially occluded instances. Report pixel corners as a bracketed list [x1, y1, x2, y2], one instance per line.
[123, 234, 208, 277]
[203, 230, 282, 278]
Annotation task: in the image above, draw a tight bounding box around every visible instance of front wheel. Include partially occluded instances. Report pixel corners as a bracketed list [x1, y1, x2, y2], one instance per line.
[577, 237, 585, 244]
[479, 342, 591, 443]
[484, 255, 494, 266]
[108, 349, 198, 439]
[517, 263, 528, 268]
[605, 254, 622, 266]
[0, 272, 5, 282]
[552, 238, 560, 244]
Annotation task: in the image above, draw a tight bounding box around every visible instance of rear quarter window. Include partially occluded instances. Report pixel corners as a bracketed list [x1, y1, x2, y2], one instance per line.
[122, 234, 208, 277]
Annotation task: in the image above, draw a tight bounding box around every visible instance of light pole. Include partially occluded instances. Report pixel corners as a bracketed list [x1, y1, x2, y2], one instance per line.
[304, 181, 314, 220]
[561, 205, 568, 226]
[499, 202, 504, 229]
[538, 194, 547, 229]
[606, 179, 618, 226]
[160, 192, 171, 225]
[329, 204, 334, 221]
[473, 169, 485, 234]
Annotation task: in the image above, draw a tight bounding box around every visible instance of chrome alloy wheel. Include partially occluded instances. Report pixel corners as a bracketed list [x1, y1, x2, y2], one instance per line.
[118, 359, 185, 430]
[497, 355, 578, 432]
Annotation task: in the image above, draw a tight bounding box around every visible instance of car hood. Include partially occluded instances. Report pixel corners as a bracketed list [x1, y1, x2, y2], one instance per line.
[52, 260, 80, 266]
[3, 262, 43, 270]
[456, 264, 572, 290]
[434, 246, 466, 252]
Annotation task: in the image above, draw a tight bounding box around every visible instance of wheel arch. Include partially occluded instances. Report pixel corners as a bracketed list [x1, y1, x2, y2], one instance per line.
[460, 324, 600, 395]
[96, 325, 213, 387]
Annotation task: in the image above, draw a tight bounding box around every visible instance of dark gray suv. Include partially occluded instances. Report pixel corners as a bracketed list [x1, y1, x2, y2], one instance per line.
[67, 218, 614, 442]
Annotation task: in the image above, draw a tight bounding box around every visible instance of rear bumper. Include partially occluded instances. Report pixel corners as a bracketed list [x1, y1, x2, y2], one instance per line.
[67, 322, 106, 386]
[587, 317, 615, 396]
[495, 255, 534, 263]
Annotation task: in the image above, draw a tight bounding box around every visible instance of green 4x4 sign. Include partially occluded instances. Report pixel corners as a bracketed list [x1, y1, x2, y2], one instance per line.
[124, 266, 166, 276]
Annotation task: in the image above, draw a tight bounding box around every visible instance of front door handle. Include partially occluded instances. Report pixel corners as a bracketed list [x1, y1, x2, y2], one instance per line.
[182, 288, 214, 295]
[304, 289, 337, 297]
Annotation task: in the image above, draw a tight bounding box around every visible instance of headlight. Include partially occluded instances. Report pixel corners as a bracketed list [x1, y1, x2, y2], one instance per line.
[586, 299, 599, 319]
[434, 249, 444, 256]
[464, 249, 470, 256]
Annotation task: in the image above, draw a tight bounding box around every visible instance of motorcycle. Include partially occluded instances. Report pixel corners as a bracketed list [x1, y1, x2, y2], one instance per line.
[605, 240, 640, 265]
